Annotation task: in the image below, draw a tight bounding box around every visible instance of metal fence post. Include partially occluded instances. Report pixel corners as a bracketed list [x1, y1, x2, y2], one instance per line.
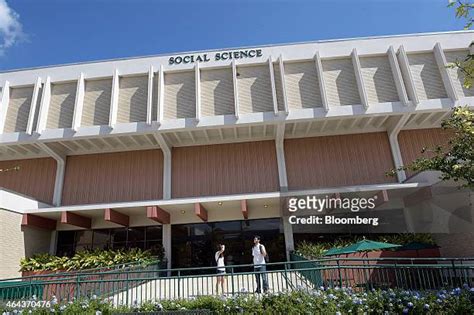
[125, 272, 129, 305]
[75, 275, 80, 300]
[177, 270, 181, 299]
[451, 259, 459, 287]
[231, 267, 235, 295]
[336, 260, 342, 288]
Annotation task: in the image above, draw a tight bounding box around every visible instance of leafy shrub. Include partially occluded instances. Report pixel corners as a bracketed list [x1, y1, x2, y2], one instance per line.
[20, 248, 160, 272]
[2, 286, 473, 314]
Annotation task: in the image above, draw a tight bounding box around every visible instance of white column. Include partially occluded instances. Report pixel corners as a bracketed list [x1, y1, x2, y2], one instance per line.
[162, 224, 172, 270]
[397, 45, 419, 105]
[275, 123, 288, 191]
[158, 65, 165, 123]
[49, 230, 58, 255]
[282, 218, 295, 260]
[434, 42, 459, 102]
[232, 60, 240, 119]
[109, 69, 119, 127]
[146, 66, 154, 125]
[72, 73, 85, 131]
[278, 55, 289, 114]
[314, 52, 329, 111]
[0, 80, 10, 134]
[36, 76, 51, 133]
[26, 77, 42, 135]
[352, 48, 369, 109]
[388, 114, 410, 183]
[275, 123, 293, 259]
[387, 46, 409, 106]
[269, 57, 279, 115]
[154, 133, 171, 200]
[195, 62, 201, 121]
[38, 143, 66, 206]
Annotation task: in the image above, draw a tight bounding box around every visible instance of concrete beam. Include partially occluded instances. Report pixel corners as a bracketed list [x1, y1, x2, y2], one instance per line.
[26, 77, 42, 135]
[0, 80, 10, 134]
[195, 62, 201, 121]
[158, 65, 165, 123]
[278, 55, 289, 114]
[387, 46, 409, 106]
[60, 211, 91, 229]
[109, 69, 119, 127]
[314, 52, 329, 112]
[397, 45, 419, 105]
[269, 57, 279, 115]
[352, 48, 369, 109]
[21, 214, 56, 230]
[72, 73, 85, 131]
[147, 205, 170, 224]
[36, 76, 51, 133]
[195, 203, 208, 222]
[146, 66, 154, 125]
[434, 42, 459, 102]
[104, 208, 129, 226]
[232, 60, 240, 119]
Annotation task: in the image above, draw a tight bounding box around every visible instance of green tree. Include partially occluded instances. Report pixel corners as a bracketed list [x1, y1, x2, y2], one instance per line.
[448, 0, 474, 88]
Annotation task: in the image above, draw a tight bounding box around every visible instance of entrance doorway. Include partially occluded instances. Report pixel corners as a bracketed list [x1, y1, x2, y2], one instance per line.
[171, 218, 285, 272]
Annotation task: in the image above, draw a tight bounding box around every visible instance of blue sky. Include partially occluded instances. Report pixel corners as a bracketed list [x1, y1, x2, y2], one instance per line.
[0, 0, 467, 71]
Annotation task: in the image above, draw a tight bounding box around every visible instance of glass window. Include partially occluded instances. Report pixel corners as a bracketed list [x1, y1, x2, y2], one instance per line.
[128, 227, 145, 242]
[76, 230, 93, 245]
[193, 223, 212, 236]
[111, 228, 127, 243]
[93, 229, 110, 250]
[146, 226, 162, 241]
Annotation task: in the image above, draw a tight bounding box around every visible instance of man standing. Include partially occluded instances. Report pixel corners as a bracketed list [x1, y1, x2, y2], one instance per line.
[252, 235, 269, 293]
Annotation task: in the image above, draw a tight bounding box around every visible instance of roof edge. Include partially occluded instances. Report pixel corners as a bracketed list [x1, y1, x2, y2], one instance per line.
[1, 30, 473, 74]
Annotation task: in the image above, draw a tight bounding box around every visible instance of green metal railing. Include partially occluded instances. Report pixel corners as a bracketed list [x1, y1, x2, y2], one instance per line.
[0, 257, 472, 305]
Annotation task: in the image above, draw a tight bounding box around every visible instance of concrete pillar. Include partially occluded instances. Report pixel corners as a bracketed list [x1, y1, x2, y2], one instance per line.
[275, 123, 294, 260]
[282, 217, 294, 261]
[162, 224, 172, 270]
[49, 230, 57, 255]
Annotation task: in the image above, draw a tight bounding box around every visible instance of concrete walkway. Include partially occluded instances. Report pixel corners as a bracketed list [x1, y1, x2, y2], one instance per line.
[109, 269, 315, 305]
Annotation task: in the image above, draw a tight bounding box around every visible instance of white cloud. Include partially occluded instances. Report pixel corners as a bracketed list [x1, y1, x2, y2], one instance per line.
[0, 0, 23, 55]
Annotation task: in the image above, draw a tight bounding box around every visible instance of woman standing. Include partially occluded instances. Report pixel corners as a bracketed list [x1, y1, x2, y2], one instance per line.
[215, 244, 226, 294]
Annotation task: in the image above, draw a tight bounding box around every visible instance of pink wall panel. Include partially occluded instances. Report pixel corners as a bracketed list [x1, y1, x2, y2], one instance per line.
[172, 141, 279, 198]
[285, 132, 396, 190]
[398, 128, 453, 178]
[62, 150, 163, 205]
[0, 158, 56, 203]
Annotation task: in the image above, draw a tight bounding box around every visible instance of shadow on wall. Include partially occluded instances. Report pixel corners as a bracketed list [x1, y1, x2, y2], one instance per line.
[22, 226, 52, 258]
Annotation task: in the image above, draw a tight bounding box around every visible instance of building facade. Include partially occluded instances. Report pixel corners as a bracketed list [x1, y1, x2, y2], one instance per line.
[0, 31, 473, 278]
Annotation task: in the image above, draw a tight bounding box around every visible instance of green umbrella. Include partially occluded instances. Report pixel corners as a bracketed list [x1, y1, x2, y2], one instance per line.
[324, 239, 401, 256]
